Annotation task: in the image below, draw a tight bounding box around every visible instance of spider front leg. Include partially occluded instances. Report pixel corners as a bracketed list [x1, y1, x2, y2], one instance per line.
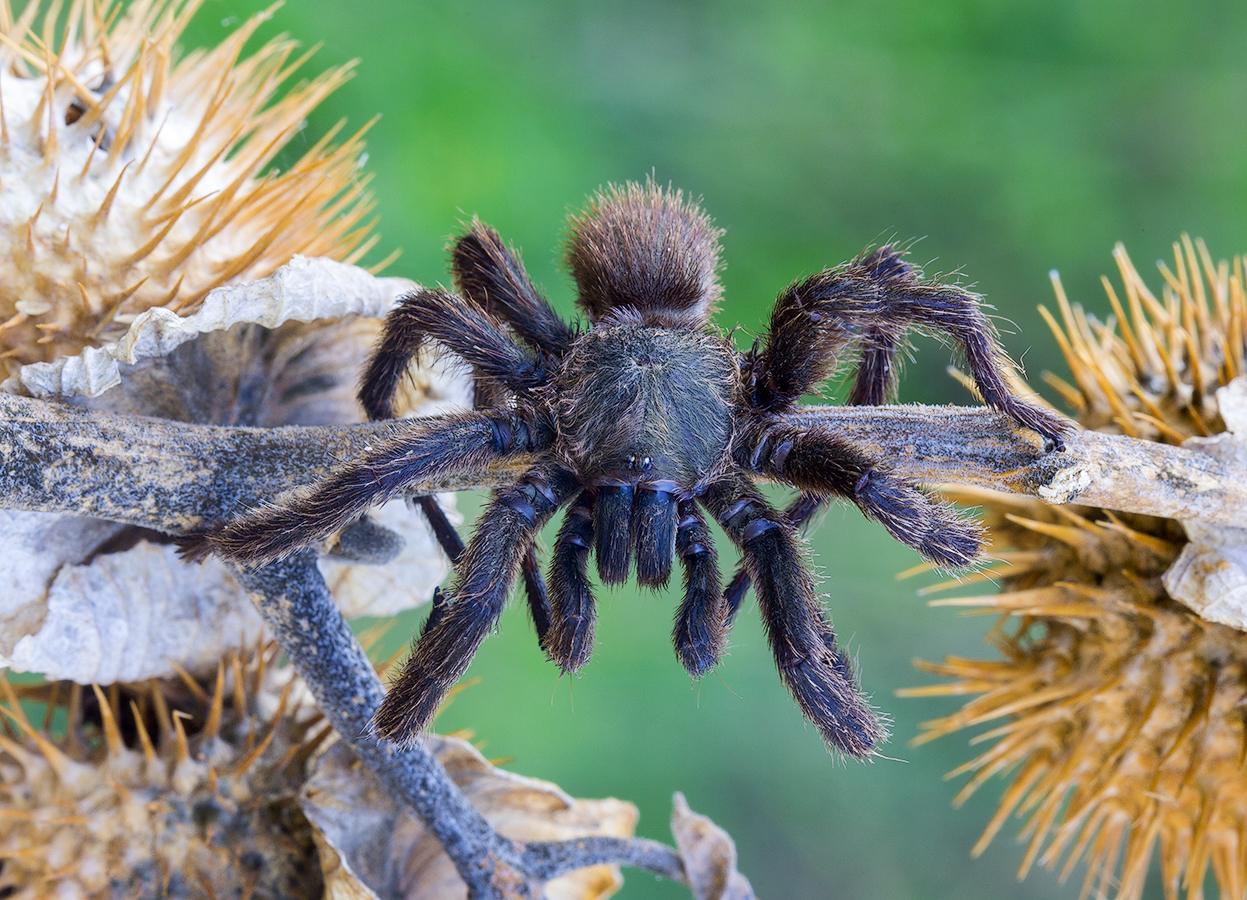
[742, 422, 981, 569]
[703, 477, 884, 758]
[375, 467, 579, 743]
[185, 409, 551, 566]
[723, 493, 819, 623]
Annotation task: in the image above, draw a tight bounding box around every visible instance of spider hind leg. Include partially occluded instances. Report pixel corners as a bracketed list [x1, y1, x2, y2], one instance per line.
[751, 244, 1068, 448]
[705, 479, 884, 758]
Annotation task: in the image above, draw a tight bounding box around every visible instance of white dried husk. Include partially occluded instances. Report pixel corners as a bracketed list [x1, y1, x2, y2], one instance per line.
[0, 257, 471, 683]
[1164, 378, 1247, 630]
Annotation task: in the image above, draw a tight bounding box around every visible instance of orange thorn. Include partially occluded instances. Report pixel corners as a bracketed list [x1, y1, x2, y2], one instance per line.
[203, 660, 225, 742]
[95, 159, 132, 222]
[89, 683, 124, 758]
[129, 700, 157, 767]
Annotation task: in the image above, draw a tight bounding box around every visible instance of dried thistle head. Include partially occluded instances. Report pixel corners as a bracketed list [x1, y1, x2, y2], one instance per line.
[0, 0, 466, 683]
[908, 237, 1247, 900]
[0, 643, 330, 899]
[0, 641, 638, 900]
[0, 0, 380, 378]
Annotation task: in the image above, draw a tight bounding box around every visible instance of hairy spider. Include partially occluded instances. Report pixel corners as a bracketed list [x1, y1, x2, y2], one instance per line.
[188, 182, 1067, 758]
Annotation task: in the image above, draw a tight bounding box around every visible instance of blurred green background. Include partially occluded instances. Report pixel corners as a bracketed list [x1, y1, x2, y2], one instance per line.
[185, 2, 1247, 898]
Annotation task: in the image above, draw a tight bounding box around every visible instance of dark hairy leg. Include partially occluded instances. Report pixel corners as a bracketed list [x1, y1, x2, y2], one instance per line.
[672, 499, 726, 677]
[375, 467, 579, 743]
[702, 477, 884, 758]
[723, 492, 820, 624]
[358, 288, 550, 421]
[746, 245, 1067, 447]
[726, 320, 899, 611]
[544, 491, 597, 673]
[185, 409, 550, 566]
[740, 422, 981, 568]
[451, 220, 578, 357]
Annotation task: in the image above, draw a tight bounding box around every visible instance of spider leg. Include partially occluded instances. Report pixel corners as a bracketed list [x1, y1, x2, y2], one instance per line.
[519, 549, 554, 645]
[544, 491, 597, 673]
[452, 220, 578, 357]
[747, 245, 1067, 448]
[726, 319, 897, 612]
[741, 422, 980, 568]
[408, 493, 552, 641]
[847, 323, 903, 407]
[634, 484, 678, 587]
[186, 409, 551, 566]
[375, 466, 579, 744]
[703, 477, 884, 758]
[723, 492, 820, 625]
[358, 288, 550, 421]
[672, 499, 726, 678]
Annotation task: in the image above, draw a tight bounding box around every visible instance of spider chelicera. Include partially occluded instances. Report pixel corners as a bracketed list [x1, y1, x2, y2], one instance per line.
[190, 181, 1066, 758]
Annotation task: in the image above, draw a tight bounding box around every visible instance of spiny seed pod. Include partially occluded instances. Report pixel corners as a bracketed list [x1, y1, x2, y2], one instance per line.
[907, 237, 1247, 900]
[0, 0, 380, 378]
[0, 644, 331, 900]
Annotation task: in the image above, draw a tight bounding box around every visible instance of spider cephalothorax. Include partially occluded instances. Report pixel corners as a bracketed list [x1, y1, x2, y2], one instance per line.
[191, 182, 1067, 758]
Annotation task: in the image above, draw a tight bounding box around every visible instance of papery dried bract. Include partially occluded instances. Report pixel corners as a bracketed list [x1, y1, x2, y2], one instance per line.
[302, 736, 638, 900]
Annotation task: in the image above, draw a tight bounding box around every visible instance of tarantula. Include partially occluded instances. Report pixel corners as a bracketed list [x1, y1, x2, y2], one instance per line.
[191, 182, 1066, 758]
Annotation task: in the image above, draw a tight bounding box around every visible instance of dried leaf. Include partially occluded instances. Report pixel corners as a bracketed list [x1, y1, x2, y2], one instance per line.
[670, 793, 756, 900]
[303, 736, 637, 900]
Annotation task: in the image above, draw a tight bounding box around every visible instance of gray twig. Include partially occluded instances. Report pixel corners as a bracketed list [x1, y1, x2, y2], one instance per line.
[5, 393, 1245, 529]
[7, 392, 1244, 898]
[235, 552, 688, 899]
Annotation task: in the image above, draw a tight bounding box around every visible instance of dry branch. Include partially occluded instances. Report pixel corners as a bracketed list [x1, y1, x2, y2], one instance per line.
[4, 393, 1244, 531]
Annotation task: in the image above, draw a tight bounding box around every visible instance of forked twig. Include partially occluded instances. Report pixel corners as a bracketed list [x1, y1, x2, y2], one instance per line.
[235, 552, 686, 899]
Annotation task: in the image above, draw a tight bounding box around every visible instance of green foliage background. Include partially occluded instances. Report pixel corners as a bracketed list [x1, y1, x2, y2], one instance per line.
[188, 2, 1247, 897]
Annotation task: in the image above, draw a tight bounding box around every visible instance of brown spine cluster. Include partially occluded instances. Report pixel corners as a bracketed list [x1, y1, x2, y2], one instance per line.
[907, 237, 1247, 899]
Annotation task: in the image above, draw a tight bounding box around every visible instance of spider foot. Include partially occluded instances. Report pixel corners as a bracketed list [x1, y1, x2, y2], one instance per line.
[672, 606, 726, 678]
[542, 615, 595, 674]
[176, 532, 211, 563]
[854, 470, 982, 569]
[1002, 400, 1071, 453]
[780, 649, 887, 758]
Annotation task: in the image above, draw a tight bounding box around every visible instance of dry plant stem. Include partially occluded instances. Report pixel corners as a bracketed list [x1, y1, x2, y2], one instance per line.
[4, 393, 1246, 529]
[235, 551, 686, 899]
